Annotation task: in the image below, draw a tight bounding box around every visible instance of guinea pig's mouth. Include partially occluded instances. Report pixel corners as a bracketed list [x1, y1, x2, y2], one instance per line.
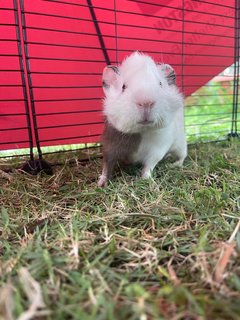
[138, 120, 154, 125]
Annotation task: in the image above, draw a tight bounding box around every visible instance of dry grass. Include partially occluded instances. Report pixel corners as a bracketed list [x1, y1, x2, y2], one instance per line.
[0, 140, 240, 320]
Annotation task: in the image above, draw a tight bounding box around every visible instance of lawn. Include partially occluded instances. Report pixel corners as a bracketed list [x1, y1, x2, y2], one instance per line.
[0, 140, 240, 320]
[185, 82, 238, 143]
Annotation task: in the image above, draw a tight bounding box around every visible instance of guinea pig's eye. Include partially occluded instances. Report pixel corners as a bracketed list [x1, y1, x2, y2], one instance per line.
[159, 81, 162, 87]
[122, 84, 127, 92]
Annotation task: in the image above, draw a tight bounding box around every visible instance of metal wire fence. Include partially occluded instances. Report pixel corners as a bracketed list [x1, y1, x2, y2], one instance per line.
[0, 0, 239, 172]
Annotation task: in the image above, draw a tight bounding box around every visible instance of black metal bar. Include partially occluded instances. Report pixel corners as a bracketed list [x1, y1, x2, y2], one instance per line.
[192, 0, 234, 10]
[31, 85, 101, 89]
[0, 143, 100, 160]
[229, 0, 240, 138]
[11, 0, 53, 174]
[0, 39, 20, 42]
[0, 23, 17, 27]
[20, 38, 234, 51]
[114, 0, 118, 64]
[37, 122, 103, 130]
[86, 0, 111, 65]
[23, 20, 235, 40]
[181, 0, 185, 93]
[30, 69, 101, 74]
[13, 0, 34, 162]
[34, 111, 234, 118]
[0, 113, 26, 116]
[27, 57, 106, 63]
[40, 133, 101, 143]
[24, 5, 235, 30]
[0, 127, 29, 132]
[0, 84, 24, 87]
[0, 140, 30, 145]
[19, 0, 44, 158]
[36, 110, 101, 116]
[0, 99, 26, 101]
[185, 112, 233, 117]
[34, 102, 233, 108]
[133, 0, 235, 11]
[234, 0, 240, 135]
[33, 98, 101, 102]
[181, 103, 233, 107]
[29, 72, 234, 78]
[18, 40, 234, 58]
[186, 120, 234, 127]
[28, 82, 234, 89]
[188, 129, 230, 136]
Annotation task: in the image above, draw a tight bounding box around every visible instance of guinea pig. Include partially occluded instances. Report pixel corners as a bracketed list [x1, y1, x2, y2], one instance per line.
[98, 51, 187, 187]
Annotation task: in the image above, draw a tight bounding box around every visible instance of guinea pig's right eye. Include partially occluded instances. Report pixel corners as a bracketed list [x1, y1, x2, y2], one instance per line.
[122, 84, 127, 92]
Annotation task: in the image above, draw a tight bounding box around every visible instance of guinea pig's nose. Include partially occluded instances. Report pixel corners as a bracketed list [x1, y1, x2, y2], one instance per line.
[137, 100, 155, 108]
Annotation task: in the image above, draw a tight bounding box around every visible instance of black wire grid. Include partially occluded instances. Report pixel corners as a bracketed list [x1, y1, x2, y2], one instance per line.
[0, 0, 239, 172]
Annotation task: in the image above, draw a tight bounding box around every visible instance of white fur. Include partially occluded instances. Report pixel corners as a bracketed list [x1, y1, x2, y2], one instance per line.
[133, 108, 187, 177]
[102, 51, 187, 178]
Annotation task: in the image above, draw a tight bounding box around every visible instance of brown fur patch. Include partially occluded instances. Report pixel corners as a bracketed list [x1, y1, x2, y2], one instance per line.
[101, 121, 141, 179]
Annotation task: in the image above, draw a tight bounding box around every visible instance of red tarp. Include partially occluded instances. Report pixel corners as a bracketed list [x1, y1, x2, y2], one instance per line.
[0, 0, 235, 150]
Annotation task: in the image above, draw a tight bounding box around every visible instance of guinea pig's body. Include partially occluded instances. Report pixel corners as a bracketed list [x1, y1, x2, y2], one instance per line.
[98, 52, 187, 187]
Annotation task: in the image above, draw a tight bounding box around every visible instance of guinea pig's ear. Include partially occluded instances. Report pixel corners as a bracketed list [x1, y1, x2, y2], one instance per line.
[157, 63, 176, 85]
[102, 66, 119, 93]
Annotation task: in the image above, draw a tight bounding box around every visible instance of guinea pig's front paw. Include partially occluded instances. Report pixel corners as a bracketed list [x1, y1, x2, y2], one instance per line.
[169, 159, 184, 168]
[141, 168, 153, 179]
[97, 174, 108, 187]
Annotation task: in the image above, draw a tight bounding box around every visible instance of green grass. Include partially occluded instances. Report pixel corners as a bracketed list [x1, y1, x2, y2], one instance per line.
[185, 82, 239, 143]
[0, 140, 240, 319]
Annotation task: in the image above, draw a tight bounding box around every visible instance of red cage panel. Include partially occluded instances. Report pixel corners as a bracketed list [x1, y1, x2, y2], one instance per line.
[0, 0, 236, 151]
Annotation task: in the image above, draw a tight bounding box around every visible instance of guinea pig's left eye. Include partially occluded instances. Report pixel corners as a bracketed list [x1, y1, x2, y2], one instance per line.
[122, 84, 127, 92]
[159, 81, 162, 87]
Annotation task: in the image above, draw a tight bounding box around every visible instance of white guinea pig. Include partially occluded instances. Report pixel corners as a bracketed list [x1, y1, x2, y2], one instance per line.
[98, 51, 187, 187]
